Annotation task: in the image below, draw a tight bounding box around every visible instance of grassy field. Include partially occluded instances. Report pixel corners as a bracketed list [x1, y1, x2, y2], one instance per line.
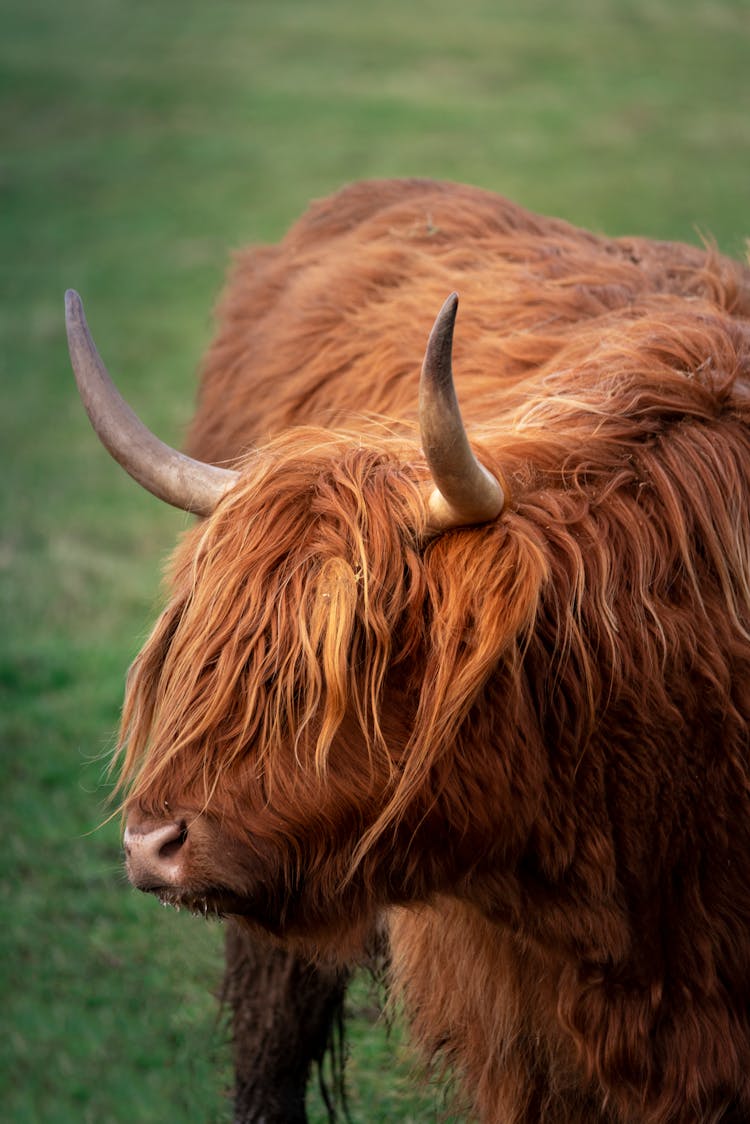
[1, 0, 748, 1120]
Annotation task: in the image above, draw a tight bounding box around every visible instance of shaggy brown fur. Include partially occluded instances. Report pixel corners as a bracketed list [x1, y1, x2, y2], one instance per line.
[120, 180, 750, 1122]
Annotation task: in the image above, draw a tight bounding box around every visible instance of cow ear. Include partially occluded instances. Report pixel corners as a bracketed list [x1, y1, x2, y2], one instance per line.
[413, 522, 546, 761]
[353, 520, 547, 864]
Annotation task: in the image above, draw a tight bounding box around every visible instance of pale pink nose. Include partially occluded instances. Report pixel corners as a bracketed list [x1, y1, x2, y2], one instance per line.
[123, 819, 187, 890]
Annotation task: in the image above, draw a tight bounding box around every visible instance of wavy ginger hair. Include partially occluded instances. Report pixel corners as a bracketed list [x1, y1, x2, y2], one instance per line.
[117, 181, 750, 1121]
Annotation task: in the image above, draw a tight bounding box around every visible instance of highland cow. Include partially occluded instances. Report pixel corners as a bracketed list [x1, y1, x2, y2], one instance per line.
[68, 179, 750, 1123]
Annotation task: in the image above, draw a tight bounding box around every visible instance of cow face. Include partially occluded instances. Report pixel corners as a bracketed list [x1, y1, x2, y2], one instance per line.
[118, 434, 428, 939]
[66, 289, 510, 941]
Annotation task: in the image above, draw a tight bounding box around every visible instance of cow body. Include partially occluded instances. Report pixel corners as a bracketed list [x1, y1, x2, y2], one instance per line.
[109, 180, 750, 1122]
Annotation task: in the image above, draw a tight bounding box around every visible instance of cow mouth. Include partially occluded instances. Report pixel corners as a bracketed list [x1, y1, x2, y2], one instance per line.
[151, 886, 252, 919]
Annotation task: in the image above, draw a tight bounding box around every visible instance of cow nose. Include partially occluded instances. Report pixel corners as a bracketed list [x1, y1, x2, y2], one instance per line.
[123, 818, 188, 890]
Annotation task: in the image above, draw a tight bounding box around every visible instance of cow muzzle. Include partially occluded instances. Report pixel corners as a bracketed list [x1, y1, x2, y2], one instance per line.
[122, 811, 254, 919]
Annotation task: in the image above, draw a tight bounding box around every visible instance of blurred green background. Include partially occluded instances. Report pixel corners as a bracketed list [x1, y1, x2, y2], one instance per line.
[1, 0, 747, 1120]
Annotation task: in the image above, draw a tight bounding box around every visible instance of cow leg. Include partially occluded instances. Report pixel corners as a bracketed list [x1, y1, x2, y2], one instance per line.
[223, 922, 348, 1124]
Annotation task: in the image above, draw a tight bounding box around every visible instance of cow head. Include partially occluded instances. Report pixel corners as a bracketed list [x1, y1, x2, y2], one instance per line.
[67, 291, 527, 946]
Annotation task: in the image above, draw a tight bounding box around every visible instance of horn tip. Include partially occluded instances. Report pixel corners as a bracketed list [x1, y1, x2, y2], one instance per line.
[65, 289, 83, 321]
[441, 291, 459, 318]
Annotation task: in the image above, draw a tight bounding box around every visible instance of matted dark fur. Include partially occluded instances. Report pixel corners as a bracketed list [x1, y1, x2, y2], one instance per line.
[119, 180, 750, 1122]
[221, 927, 348, 1123]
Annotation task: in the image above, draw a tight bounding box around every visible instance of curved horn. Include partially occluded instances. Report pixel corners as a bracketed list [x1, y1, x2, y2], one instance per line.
[419, 292, 505, 530]
[65, 290, 238, 517]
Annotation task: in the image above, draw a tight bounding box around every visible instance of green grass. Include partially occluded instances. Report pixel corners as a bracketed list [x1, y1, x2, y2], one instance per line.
[1, 0, 748, 1119]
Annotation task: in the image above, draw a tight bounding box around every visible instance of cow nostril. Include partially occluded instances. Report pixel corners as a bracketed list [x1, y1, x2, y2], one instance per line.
[159, 822, 188, 861]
